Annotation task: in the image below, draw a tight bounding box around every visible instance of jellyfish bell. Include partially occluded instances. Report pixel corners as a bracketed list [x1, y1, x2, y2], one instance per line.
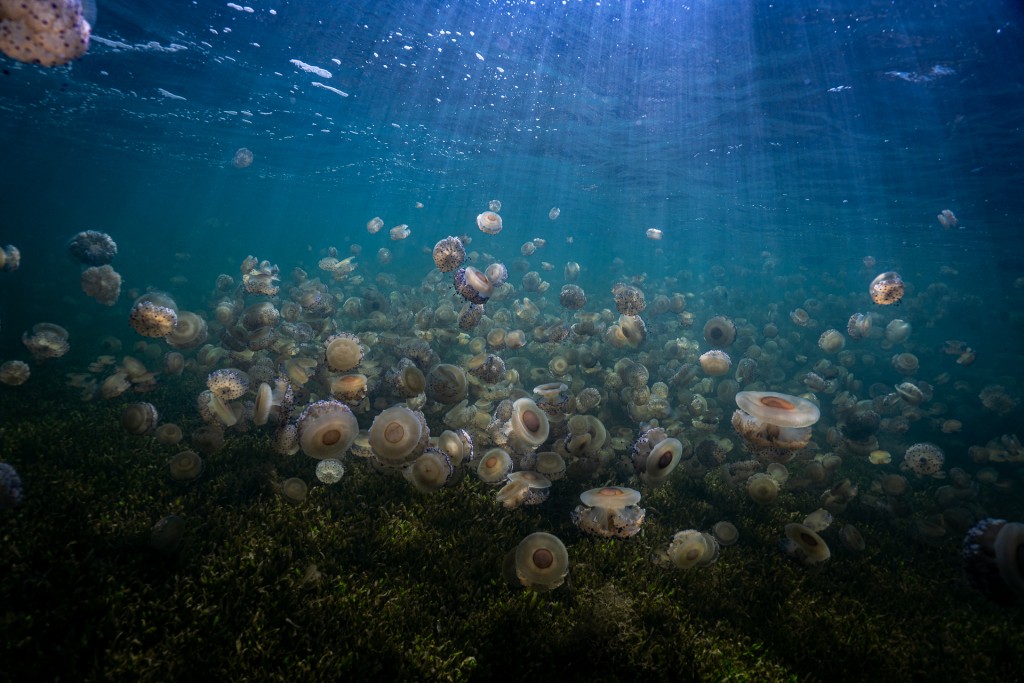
[477, 448, 513, 484]
[325, 332, 364, 372]
[432, 236, 466, 273]
[534, 451, 566, 481]
[612, 283, 646, 315]
[121, 402, 159, 435]
[296, 400, 359, 460]
[703, 315, 737, 348]
[512, 532, 568, 591]
[712, 521, 739, 547]
[207, 368, 250, 401]
[150, 515, 186, 556]
[699, 350, 731, 376]
[746, 473, 780, 504]
[369, 405, 429, 466]
[639, 437, 683, 487]
[781, 523, 831, 565]
[403, 448, 454, 493]
[129, 300, 177, 338]
[846, 312, 872, 340]
[962, 518, 1024, 605]
[389, 224, 411, 240]
[484, 262, 508, 287]
[818, 329, 846, 353]
[454, 266, 493, 305]
[902, 442, 945, 477]
[426, 364, 469, 405]
[68, 230, 117, 266]
[0, 0, 91, 67]
[508, 397, 550, 450]
[668, 529, 710, 569]
[573, 486, 645, 538]
[168, 450, 204, 483]
[280, 477, 308, 505]
[496, 471, 552, 509]
[315, 458, 345, 484]
[477, 211, 503, 235]
[869, 271, 906, 305]
[735, 391, 820, 428]
[232, 147, 254, 169]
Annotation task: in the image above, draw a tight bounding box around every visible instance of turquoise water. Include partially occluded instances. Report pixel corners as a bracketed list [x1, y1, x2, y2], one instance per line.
[1, 1, 1023, 680]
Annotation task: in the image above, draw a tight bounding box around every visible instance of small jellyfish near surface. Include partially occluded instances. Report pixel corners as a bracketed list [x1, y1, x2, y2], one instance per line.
[937, 209, 957, 229]
[488, 199, 502, 212]
[315, 459, 345, 484]
[646, 228, 664, 240]
[548, 207, 560, 220]
[232, 147, 254, 169]
[869, 271, 905, 305]
[366, 217, 384, 234]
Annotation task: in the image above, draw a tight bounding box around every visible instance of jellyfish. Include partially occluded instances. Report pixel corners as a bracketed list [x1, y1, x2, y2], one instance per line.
[0, 462, 23, 509]
[232, 147, 254, 168]
[68, 231, 117, 265]
[869, 271, 905, 305]
[0, 0, 91, 67]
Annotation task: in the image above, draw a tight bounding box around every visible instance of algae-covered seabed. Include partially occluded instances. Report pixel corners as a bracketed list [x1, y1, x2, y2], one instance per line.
[1, 377, 1021, 683]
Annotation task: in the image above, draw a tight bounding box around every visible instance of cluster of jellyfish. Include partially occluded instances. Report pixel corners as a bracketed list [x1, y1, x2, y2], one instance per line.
[2, 197, 1022, 605]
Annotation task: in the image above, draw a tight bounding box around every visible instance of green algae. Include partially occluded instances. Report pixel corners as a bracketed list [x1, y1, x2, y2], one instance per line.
[0, 386, 1022, 683]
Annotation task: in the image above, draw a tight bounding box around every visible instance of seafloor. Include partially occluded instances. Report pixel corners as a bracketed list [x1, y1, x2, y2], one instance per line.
[1, 372, 1022, 683]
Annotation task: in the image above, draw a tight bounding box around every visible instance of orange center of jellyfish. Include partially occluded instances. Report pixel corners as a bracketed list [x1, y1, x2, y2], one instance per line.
[532, 548, 554, 569]
[521, 410, 541, 432]
[759, 396, 795, 410]
[322, 428, 342, 446]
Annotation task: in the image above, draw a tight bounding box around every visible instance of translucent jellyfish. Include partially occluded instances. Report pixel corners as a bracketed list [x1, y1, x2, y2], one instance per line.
[80, 265, 122, 306]
[477, 211, 503, 235]
[548, 207, 560, 220]
[389, 224, 411, 240]
[646, 228, 664, 240]
[488, 199, 502, 212]
[232, 147, 254, 168]
[315, 458, 345, 484]
[937, 209, 957, 229]
[366, 217, 384, 234]
[0, 462, 23, 509]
